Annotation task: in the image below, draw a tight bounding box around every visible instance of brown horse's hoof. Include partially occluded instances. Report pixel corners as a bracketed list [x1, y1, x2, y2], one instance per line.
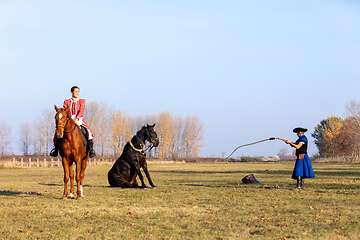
[76, 197, 83, 200]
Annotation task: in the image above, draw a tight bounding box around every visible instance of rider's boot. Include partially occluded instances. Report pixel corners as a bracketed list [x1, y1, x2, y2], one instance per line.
[88, 140, 96, 158]
[50, 139, 61, 157]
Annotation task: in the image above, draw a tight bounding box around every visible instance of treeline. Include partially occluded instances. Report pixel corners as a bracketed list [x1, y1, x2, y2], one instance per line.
[0, 101, 204, 159]
[312, 99, 360, 159]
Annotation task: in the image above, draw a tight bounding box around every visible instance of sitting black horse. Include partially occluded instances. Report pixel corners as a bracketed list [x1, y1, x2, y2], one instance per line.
[108, 124, 159, 188]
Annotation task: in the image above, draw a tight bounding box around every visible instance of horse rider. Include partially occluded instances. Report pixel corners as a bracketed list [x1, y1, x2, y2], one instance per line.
[50, 86, 96, 158]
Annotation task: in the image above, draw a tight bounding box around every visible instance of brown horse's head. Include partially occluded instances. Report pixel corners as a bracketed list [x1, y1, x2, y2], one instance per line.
[54, 105, 70, 139]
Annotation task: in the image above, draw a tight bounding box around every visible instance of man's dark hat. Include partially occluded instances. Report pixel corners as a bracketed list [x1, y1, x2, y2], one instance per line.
[293, 127, 307, 133]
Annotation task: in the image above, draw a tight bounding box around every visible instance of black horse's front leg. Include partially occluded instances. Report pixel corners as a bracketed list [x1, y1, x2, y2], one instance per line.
[142, 162, 156, 188]
[132, 159, 148, 188]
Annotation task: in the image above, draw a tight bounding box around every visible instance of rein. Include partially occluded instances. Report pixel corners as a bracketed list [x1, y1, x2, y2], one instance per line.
[226, 137, 286, 159]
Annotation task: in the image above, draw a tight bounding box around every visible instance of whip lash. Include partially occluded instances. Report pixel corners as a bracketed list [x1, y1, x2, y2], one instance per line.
[226, 137, 287, 159]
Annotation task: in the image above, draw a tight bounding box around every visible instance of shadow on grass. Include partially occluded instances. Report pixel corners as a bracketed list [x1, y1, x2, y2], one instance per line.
[178, 181, 360, 194]
[152, 169, 293, 175]
[38, 183, 105, 188]
[38, 183, 62, 187]
[153, 168, 360, 178]
[0, 190, 22, 196]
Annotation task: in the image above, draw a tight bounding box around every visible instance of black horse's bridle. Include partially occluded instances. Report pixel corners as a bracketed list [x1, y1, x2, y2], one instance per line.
[129, 127, 158, 154]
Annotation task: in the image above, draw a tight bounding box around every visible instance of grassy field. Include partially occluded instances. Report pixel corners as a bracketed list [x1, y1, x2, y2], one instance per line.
[1, 162, 360, 239]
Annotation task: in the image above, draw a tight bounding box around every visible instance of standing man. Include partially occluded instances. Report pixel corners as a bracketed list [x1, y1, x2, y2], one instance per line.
[285, 127, 315, 189]
[50, 86, 96, 158]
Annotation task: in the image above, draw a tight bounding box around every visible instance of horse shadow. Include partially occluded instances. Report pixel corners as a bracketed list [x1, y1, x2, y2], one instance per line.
[38, 183, 99, 188]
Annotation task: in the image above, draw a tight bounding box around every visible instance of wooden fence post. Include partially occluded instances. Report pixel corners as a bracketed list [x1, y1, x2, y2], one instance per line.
[51, 158, 53, 167]
[44, 158, 47, 167]
[13, 158, 15, 166]
[21, 158, 23, 167]
[37, 158, 39, 167]
[57, 158, 60, 166]
[29, 158, 31, 167]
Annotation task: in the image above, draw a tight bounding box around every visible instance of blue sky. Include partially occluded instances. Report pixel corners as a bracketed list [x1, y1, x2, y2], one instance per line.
[1, 0, 360, 157]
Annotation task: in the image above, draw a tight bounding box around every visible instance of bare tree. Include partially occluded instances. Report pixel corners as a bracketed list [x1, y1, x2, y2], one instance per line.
[170, 115, 184, 158]
[19, 122, 32, 155]
[277, 147, 289, 158]
[84, 101, 112, 156]
[156, 112, 175, 159]
[111, 111, 134, 156]
[181, 115, 204, 158]
[33, 108, 54, 155]
[0, 121, 12, 156]
[345, 99, 360, 127]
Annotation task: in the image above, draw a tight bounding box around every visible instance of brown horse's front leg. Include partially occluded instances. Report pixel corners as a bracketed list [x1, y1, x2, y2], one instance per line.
[69, 163, 75, 199]
[76, 159, 85, 200]
[62, 158, 70, 199]
[78, 158, 87, 199]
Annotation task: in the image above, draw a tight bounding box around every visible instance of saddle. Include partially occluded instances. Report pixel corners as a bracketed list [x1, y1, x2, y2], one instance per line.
[78, 125, 89, 151]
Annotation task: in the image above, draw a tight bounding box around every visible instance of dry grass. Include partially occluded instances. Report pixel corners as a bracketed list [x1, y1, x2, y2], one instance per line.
[1, 162, 360, 239]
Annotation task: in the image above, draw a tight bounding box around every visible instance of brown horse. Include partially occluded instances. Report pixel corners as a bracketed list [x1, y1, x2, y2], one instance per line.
[54, 105, 89, 199]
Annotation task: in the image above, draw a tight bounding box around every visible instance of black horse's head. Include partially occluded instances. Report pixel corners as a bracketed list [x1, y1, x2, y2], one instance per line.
[143, 124, 159, 147]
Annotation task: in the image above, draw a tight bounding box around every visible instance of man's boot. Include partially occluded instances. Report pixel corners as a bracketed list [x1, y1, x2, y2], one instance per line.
[50, 139, 61, 157]
[294, 176, 301, 189]
[88, 140, 96, 158]
[300, 177, 305, 189]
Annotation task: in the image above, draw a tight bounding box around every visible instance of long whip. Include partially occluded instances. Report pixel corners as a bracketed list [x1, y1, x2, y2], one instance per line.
[226, 137, 287, 159]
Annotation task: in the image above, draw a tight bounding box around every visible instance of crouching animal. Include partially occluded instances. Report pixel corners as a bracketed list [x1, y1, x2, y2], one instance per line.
[108, 124, 159, 188]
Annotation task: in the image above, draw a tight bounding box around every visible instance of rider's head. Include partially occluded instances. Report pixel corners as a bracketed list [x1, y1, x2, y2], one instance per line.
[71, 86, 80, 92]
[71, 86, 80, 99]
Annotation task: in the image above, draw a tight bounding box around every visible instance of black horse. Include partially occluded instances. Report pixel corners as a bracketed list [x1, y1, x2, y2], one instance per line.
[108, 124, 159, 188]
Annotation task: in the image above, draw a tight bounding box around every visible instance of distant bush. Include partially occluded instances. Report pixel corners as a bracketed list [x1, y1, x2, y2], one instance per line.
[240, 157, 264, 162]
[171, 152, 179, 162]
[227, 158, 241, 162]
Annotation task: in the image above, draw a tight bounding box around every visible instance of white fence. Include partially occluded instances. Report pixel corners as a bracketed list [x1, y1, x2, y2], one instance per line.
[9, 158, 116, 167]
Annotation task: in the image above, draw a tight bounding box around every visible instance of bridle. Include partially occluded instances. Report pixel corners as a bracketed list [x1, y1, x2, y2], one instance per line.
[129, 127, 158, 154]
[56, 111, 76, 135]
